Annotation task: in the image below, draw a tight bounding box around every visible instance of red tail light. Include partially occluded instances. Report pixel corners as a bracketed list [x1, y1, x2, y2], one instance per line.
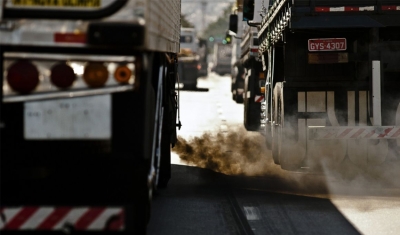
[7, 60, 39, 94]
[50, 63, 76, 88]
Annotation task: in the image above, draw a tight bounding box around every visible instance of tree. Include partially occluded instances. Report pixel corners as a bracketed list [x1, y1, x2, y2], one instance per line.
[181, 14, 194, 28]
[201, 4, 234, 52]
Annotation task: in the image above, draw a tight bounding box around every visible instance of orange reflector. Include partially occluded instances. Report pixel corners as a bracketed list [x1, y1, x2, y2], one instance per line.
[7, 60, 39, 94]
[51, 63, 76, 88]
[114, 65, 132, 84]
[259, 72, 265, 79]
[197, 64, 201, 70]
[83, 62, 109, 88]
[260, 87, 266, 94]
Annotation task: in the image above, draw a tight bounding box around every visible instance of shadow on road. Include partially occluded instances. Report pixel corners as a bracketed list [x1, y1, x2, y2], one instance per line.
[180, 87, 209, 92]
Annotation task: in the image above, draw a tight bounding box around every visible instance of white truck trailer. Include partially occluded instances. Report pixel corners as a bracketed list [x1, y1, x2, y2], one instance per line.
[243, 0, 400, 171]
[0, 0, 181, 233]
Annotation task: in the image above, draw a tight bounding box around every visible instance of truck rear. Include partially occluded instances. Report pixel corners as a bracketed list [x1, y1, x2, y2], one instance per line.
[251, 0, 400, 170]
[0, 0, 180, 233]
[212, 42, 232, 76]
[179, 27, 200, 89]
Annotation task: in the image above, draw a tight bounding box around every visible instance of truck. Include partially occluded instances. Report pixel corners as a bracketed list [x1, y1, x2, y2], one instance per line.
[240, 0, 400, 171]
[229, 8, 245, 104]
[197, 38, 208, 77]
[0, 0, 180, 234]
[229, 0, 266, 127]
[211, 42, 232, 76]
[179, 27, 200, 89]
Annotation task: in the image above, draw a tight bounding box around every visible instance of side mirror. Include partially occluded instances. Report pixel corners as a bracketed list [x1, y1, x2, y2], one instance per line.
[243, 0, 255, 21]
[229, 14, 238, 34]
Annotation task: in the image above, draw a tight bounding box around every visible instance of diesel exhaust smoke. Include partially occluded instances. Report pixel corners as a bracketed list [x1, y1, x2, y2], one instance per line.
[174, 128, 269, 176]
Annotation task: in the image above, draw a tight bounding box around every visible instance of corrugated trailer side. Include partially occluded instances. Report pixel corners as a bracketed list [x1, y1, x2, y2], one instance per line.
[146, 0, 181, 53]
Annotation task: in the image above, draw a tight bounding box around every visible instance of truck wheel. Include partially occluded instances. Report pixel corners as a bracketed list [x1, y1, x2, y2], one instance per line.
[264, 86, 273, 151]
[235, 87, 244, 103]
[157, 56, 177, 189]
[132, 179, 152, 234]
[271, 82, 283, 165]
[243, 70, 260, 131]
[157, 136, 171, 188]
[272, 83, 300, 170]
[232, 80, 237, 101]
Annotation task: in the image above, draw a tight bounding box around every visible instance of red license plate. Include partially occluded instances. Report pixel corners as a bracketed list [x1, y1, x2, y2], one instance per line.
[308, 38, 347, 52]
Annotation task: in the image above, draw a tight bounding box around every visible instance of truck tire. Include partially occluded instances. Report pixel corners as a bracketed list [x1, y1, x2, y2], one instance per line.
[157, 55, 178, 189]
[264, 86, 273, 152]
[235, 87, 244, 104]
[243, 69, 260, 131]
[232, 63, 244, 103]
[271, 82, 283, 165]
[272, 82, 300, 170]
[158, 137, 171, 188]
[113, 53, 162, 233]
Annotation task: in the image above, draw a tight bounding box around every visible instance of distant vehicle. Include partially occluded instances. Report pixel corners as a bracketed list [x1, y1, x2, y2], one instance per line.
[212, 42, 232, 76]
[229, 0, 265, 118]
[0, 0, 180, 233]
[179, 27, 201, 89]
[198, 38, 209, 77]
[229, 12, 245, 104]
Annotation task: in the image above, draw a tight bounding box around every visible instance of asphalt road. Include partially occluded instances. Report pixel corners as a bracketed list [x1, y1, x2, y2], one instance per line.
[149, 165, 359, 235]
[148, 73, 400, 235]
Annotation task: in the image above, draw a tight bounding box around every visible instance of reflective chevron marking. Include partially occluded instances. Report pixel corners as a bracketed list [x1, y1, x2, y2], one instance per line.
[0, 207, 124, 231]
[255, 95, 265, 103]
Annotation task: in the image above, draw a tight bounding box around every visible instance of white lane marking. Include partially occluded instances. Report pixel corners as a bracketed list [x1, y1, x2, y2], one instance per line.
[220, 125, 228, 132]
[243, 206, 260, 221]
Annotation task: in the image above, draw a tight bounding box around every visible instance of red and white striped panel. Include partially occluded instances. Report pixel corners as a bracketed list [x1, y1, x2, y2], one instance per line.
[382, 6, 400, 11]
[308, 126, 400, 140]
[255, 95, 265, 103]
[0, 206, 124, 231]
[315, 6, 375, 12]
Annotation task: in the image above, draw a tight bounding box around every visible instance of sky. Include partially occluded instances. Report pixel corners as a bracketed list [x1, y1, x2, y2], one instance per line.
[181, 0, 234, 33]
